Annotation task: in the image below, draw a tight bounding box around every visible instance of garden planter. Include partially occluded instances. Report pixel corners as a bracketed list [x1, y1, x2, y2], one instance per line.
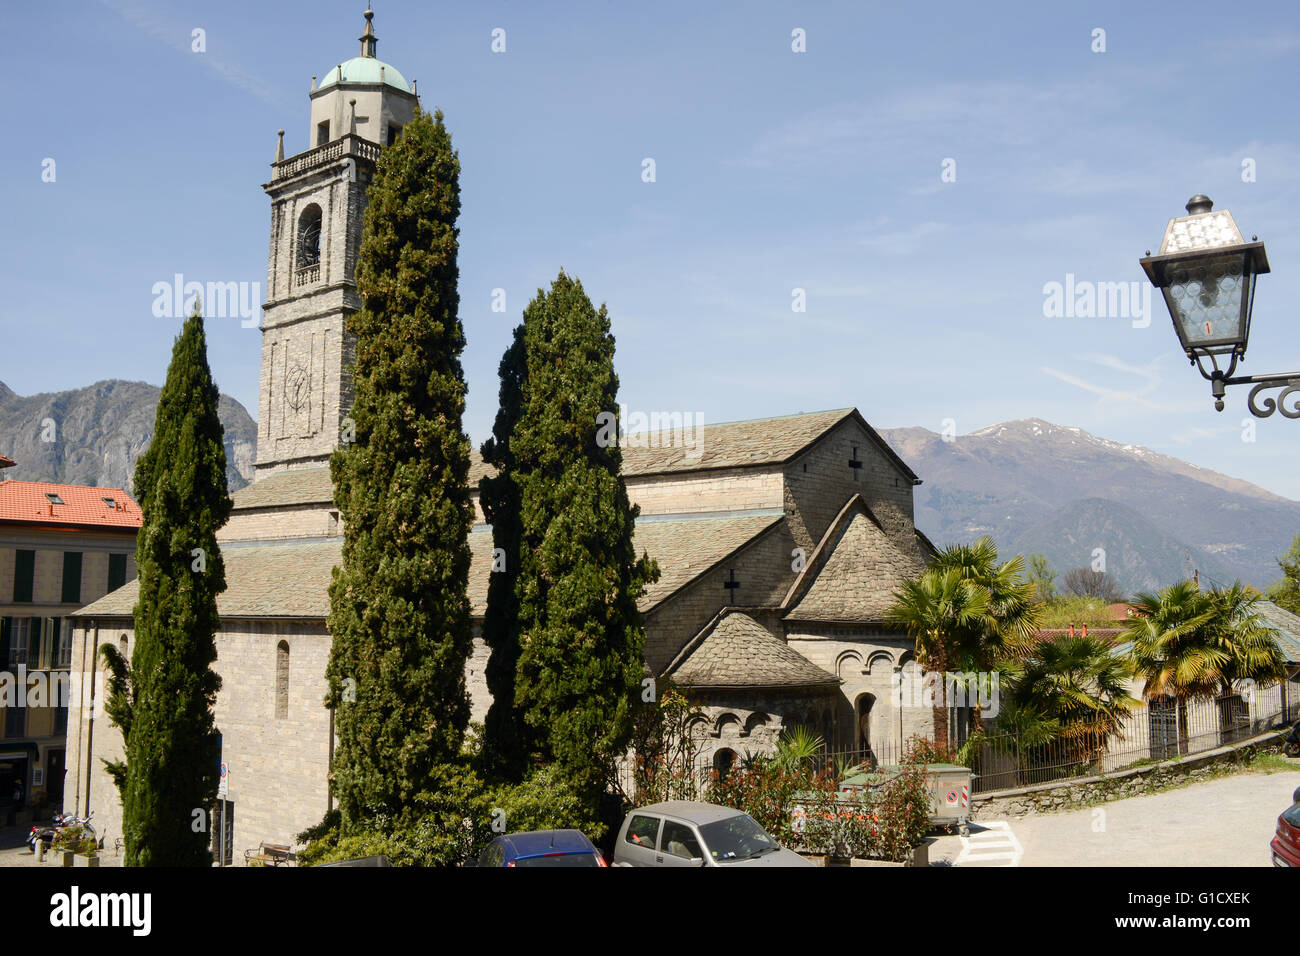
[61, 851, 74, 868]
[847, 838, 934, 868]
[83, 855, 100, 868]
[798, 853, 829, 866]
[849, 857, 906, 867]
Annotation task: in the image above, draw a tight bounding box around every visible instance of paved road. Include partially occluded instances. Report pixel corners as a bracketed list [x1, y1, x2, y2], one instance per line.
[931, 768, 1300, 867]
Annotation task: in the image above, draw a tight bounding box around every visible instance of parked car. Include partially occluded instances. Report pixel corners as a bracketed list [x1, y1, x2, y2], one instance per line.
[1272, 787, 1300, 868]
[474, 829, 607, 867]
[613, 800, 812, 867]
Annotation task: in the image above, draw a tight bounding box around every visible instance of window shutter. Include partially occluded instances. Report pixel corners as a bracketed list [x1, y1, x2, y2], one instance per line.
[108, 554, 127, 593]
[61, 552, 82, 604]
[13, 550, 34, 603]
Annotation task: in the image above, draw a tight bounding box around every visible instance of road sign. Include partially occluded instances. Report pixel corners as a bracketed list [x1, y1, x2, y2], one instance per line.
[218, 761, 228, 797]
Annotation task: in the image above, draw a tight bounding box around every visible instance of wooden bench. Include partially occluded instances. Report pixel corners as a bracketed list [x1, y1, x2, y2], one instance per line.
[244, 842, 297, 867]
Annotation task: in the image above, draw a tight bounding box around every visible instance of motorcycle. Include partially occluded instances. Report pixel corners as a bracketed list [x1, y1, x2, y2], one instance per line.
[1285, 719, 1300, 759]
[26, 811, 96, 854]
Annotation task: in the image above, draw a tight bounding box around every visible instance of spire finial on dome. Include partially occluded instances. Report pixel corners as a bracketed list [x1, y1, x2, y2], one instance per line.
[359, 5, 377, 58]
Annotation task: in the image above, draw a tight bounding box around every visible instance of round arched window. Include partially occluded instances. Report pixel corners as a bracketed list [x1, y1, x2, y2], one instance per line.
[297, 205, 322, 269]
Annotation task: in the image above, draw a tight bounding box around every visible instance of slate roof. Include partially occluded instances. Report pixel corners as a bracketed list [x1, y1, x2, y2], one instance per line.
[665, 610, 839, 688]
[75, 539, 343, 619]
[232, 460, 497, 509]
[1252, 601, 1300, 664]
[0, 480, 141, 530]
[464, 408, 919, 483]
[783, 498, 927, 623]
[229, 468, 335, 510]
[76, 512, 783, 621]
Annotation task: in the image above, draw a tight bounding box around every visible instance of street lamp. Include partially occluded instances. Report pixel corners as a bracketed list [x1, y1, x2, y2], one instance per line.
[1140, 195, 1300, 417]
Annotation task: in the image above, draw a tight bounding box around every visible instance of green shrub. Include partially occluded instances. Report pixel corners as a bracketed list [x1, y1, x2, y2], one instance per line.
[298, 762, 608, 867]
[486, 765, 608, 843]
[1037, 595, 1116, 629]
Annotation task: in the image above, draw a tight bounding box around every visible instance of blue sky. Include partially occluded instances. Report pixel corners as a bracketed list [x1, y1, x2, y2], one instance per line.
[4, 1, 1300, 496]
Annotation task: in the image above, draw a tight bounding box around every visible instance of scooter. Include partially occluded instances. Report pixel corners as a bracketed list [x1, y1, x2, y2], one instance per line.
[1284, 719, 1300, 758]
[26, 811, 95, 854]
[26, 811, 72, 853]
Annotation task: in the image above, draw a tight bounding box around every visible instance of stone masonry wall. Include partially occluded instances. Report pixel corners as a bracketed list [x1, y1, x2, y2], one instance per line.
[644, 523, 799, 673]
[65, 618, 334, 856]
[970, 732, 1290, 820]
[785, 630, 931, 755]
[784, 419, 916, 556]
[219, 505, 340, 543]
[256, 158, 369, 478]
[625, 468, 784, 517]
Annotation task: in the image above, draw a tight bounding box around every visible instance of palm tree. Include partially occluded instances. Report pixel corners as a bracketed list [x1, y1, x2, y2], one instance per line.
[930, 538, 1042, 736]
[1127, 581, 1220, 754]
[1007, 634, 1139, 770]
[1203, 583, 1287, 693]
[886, 568, 990, 750]
[1126, 580, 1286, 752]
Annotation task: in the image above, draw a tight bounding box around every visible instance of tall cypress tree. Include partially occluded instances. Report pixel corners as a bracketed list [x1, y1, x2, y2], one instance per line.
[325, 108, 474, 828]
[479, 324, 537, 780]
[509, 272, 658, 811]
[103, 301, 231, 867]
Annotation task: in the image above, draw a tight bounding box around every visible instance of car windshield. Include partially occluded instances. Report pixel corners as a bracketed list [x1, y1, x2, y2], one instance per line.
[1283, 803, 1300, 828]
[698, 813, 780, 862]
[514, 852, 602, 867]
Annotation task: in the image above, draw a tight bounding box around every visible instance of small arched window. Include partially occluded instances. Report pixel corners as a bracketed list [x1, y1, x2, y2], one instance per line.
[296, 205, 322, 269]
[713, 748, 737, 783]
[275, 641, 290, 719]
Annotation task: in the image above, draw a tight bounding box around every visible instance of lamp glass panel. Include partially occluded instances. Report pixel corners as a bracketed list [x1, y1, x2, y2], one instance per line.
[1165, 252, 1249, 347]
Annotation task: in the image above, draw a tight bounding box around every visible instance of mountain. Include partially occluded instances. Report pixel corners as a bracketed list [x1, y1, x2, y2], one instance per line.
[0, 380, 256, 494]
[879, 418, 1300, 597]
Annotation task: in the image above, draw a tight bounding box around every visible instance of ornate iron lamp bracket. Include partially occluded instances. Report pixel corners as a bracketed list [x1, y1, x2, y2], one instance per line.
[1190, 351, 1300, 416]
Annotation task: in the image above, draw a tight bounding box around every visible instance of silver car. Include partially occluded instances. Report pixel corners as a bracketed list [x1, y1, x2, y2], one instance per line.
[612, 800, 812, 867]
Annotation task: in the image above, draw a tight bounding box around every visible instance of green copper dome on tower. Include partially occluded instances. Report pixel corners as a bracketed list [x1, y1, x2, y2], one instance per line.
[318, 56, 411, 93]
[318, 7, 411, 94]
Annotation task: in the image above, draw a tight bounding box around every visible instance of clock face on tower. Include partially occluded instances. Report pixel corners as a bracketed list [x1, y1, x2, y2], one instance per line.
[286, 364, 309, 412]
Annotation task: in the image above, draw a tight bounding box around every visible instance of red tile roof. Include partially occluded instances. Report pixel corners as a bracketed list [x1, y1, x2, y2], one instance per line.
[0, 455, 15, 469]
[0, 481, 141, 530]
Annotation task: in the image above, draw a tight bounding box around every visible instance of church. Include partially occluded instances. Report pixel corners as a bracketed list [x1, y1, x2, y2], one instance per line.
[63, 11, 936, 857]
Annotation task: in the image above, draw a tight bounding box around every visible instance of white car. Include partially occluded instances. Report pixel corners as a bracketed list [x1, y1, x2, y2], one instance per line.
[613, 801, 812, 867]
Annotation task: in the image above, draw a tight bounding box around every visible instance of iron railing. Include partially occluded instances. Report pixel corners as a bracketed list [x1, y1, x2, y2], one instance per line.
[615, 685, 1300, 803]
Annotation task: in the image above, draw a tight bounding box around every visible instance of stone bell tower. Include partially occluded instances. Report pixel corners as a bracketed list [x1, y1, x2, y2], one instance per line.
[255, 7, 418, 479]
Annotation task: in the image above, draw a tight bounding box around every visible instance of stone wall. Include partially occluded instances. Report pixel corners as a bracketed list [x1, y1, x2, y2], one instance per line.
[785, 630, 930, 754]
[783, 419, 917, 556]
[219, 504, 340, 543]
[644, 523, 798, 673]
[256, 157, 370, 479]
[970, 731, 1291, 820]
[65, 617, 334, 856]
[625, 468, 783, 518]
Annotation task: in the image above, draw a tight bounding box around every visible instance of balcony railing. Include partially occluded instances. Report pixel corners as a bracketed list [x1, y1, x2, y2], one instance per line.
[272, 134, 383, 181]
[295, 264, 320, 287]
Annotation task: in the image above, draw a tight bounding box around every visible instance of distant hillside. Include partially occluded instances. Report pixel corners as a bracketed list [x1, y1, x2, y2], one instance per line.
[0, 380, 256, 494]
[879, 418, 1300, 596]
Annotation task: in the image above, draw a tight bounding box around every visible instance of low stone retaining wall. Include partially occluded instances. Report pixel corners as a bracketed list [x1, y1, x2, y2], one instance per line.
[969, 729, 1291, 819]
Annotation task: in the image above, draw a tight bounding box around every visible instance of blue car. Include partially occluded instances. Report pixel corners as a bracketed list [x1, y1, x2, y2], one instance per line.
[475, 829, 607, 867]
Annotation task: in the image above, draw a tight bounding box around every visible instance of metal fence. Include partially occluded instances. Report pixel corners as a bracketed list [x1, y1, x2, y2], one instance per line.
[615, 685, 1299, 803]
[966, 688, 1298, 793]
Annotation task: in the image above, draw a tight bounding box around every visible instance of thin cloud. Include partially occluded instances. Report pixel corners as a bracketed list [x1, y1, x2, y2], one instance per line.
[99, 0, 288, 109]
